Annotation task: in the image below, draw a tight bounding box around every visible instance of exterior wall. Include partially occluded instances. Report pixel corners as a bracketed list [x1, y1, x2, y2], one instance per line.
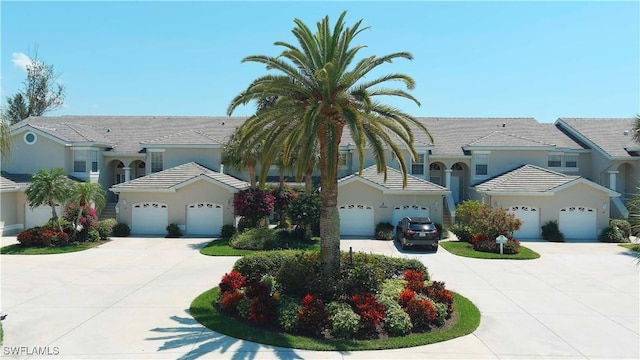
[487, 182, 611, 237]
[162, 148, 222, 171]
[472, 150, 548, 184]
[0, 192, 19, 235]
[337, 181, 445, 225]
[4, 133, 67, 174]
[115, 180, 236, 231]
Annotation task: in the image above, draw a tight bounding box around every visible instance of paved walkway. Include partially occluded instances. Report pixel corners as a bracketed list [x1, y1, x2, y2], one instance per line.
[1, 236, 638, 359]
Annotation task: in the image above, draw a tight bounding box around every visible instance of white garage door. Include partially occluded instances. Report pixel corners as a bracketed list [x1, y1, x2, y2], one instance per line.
[559, 206, 597, 240]
[25, 204, 61, 229]
[392, 205, 430, 227]
[509, 206, 540, 239]
[339, 204, 374, 237]
[132, 203, 168, 235]
[187, 203, 223, 236]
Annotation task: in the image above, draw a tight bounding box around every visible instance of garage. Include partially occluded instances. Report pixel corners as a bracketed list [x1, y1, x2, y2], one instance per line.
[559, 206, 597, 240]
[132, 202, 168, 235]
[339, 204, 374, 237]
[186, 203, 223, 236]
[508, 206, 540, 239]
[25, 204, 61, 229]
[392, 205, 430, 227]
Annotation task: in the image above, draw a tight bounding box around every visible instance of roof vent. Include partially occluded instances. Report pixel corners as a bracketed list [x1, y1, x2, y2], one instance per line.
[502, 123, 506, 127]
[624, 130, 630, 136]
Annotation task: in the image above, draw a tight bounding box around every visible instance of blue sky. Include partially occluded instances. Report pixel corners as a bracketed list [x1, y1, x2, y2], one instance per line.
[1, 1, 638, 123]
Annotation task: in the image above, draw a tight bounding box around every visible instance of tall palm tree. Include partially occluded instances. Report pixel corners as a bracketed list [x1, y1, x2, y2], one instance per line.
[228, 12, 430, 274]
[221, 128, 261, 188]
[69, 182, 106, 235]
[25, 168, 72, 230]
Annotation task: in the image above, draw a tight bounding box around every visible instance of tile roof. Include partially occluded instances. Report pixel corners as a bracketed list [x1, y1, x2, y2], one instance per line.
[110, 162, 249, 191]
[339, 166, 449, 192]
[556, 118, 637, 158]
[12, 116, 246, 153]
[474, 164, 578, 193]
[466, 131, 552, 147]
[0, 175, 20, 191]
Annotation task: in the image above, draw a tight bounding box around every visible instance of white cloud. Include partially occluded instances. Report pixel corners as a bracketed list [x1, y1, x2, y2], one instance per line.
[12, 52, 34, 72]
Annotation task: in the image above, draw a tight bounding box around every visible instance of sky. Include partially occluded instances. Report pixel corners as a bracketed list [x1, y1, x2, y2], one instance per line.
[1, 1, 638, 123]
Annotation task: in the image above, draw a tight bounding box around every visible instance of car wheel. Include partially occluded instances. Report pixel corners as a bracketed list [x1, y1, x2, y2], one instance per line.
[432, 244, 439, 251]
[400, 240, 407, 250]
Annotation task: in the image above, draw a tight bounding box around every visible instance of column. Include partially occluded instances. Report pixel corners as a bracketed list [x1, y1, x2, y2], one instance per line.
[124, 167, 131, 182]
[445, 169, 452, 189]
[608, 170, 618, 191]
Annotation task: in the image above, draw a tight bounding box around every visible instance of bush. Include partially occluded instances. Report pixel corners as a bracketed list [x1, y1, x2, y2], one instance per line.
[278, 296, 302, 332]
[220, 224, 236, 238]
[233, 250, 295, 281]
[541, 220, 564, 242]
[366, 254, 429, 280]
[298, 293, 328, 335]
[166, 223, 182, 238]
[326, 301, 360, 338]
[380, 279, 407, 301]
[425, 281, 455, 317]
[471, 233, 521, 255]
[219, 270, 247, 293]
[455, 200, 485, 224]
[112, 223, 131, 237]
[383, 304, 413, 336]
[17, 226, 69, 247]
[337, 253, 385, 295]
[349, 292, 385, 330]
[404, 297, 437, 331]
[433, 302, 448, 326]
[233, 189, 275, 228]
[454, 201, 522, 239]
[286, 192, 321, 238]
[276, 252, 322, 297]
[599, 226, 629, 243]
[86, 229, 101, 242]
[228, 228, 293, 250]
[450, 223, 473, 243]
[375, 222, 394, 240]
[96, 219, 116, 240]
[610, 219, 631, 239]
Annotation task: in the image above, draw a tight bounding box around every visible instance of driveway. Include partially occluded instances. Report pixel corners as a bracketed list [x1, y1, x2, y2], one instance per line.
[1, 236, 638, 359]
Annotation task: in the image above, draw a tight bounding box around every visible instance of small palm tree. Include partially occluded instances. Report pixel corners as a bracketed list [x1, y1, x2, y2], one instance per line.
[25, 168, 72, 230]
[228, 12, 430, 274]
[69, 182, 106, 235]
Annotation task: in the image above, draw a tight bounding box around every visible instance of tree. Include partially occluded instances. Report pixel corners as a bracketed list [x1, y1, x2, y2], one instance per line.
[25, 168, 72, 230]
[68, 182, 106, 236]
[222, 128, 261, 188]
[0, 112, 11, 160]
[632, 114, 640, 144]
[227, 12, 429, 274]
[5, 52, 65, 124]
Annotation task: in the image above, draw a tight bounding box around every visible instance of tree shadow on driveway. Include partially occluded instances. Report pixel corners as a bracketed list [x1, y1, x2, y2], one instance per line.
[147, 310, 305, 360]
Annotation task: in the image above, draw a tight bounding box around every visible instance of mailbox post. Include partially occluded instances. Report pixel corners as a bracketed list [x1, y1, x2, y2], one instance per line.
[496, 235, 508, 254]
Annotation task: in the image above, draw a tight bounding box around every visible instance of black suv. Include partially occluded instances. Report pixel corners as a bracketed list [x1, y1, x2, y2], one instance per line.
[395, 216, 439, 251]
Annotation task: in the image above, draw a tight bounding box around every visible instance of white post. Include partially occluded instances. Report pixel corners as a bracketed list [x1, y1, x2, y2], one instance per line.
[607, 170, 618, 191]
[445, 169, 452, 189]
[496, 235, 508, 255]
[124, 167, 131, 182]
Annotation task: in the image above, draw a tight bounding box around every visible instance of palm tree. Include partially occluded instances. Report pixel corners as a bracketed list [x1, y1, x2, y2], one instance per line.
[69, 182, 106, 235]
[0, 112, 11, 161]
[632, 114, 640, 144]
[25, 168, 72, 230]
[221, 128, 261, 188]
[228, 12, 430, 274]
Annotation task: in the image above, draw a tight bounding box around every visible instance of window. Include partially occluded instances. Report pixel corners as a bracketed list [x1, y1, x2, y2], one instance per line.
[73, 150, 87, 172]
[548, 154, 562, 167]
[90, 150, 99, 172]
[475, 154, 488, 176]
[565, 155, 578, 168]
[338, 152, 350, 168]
[150, 152, 163, 173]
[24, 132, 37, 145]
[411, 154, 425, 175]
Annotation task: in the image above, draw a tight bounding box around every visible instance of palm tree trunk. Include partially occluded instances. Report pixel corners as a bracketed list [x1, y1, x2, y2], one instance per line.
[318, 128, 341, 275]
[248, 163, 256, 188]
[305, 167, 313, 239]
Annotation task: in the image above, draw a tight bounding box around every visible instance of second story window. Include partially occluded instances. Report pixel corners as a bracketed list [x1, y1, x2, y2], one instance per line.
[411, 154, 425, 175]
[338, 152, 351, 169]
[548, 154, 562, 167]
[74, 150, 87, 172]
[475, 154, 488, 176]
[565, 155, 578, 168]
[90, 150, 99, 172]
[150, 152, 163, 173]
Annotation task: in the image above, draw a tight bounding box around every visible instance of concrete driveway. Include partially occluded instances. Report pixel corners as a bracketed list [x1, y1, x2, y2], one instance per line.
[1, 236, 638, 359]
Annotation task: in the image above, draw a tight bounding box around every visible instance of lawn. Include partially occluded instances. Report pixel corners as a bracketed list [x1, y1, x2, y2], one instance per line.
[440, 240, 540, 260]
[200, 237, 321, 256]
[618, 243, 640, 252]
[0, 240, 109, 255]
[190, 287, 481, 351]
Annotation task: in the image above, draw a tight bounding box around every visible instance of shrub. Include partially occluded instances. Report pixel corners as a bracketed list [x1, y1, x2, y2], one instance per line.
[599, 226, 629, 243]
[425, 281, 455, 317]
[237, 297, 251, 319]
[271, 186, 297, 228]
[349, 292, 385, 330]
[233, 250, 295, 281]
[246, 281, 278, 324]
[337, 253, 385, 295]
[610, 219, 631, 240]
[86, 229, 101, 242]
[472, 233, 520, 254]
[278, 296, 302, 332]
[219, 270, 247, 293]
[326, 301, 360, 338]
[233, 189, 275, 228]
[286, 192, 322, 238]
[96, 219, 116, 240]
[375, 222, 394, 240]
[380, 279, 407, 301]
[276, 252, 323, 297]
[541, 220, 564, 242]
[63, 204, 99, 242]
[228, 228, 293, 250]
[383, 304, 413, 336]
[17, 226, 68, 247]
[298, 293, 327, 335]
[219, 290, 245, 315]
[366, 254, 429, 280]
[404, 269, 426, 293]
[112, 223, 131, 237]
[398, 288, 416, 308]
[454, 201, 522, 239]
[450, 223, 474, 243]
[455, 200, 486, 224]
[433, 302, 448, 326]
[404, 297, 436, 330]
[166, 223, 182, 237]
[220, 224, 236, 238]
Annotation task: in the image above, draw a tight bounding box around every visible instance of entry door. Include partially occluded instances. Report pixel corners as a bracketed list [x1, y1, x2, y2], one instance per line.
[451, 176, 461, 203]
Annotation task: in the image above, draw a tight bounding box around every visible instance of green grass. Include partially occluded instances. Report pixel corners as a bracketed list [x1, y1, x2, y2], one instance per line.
[619, 243, 640, 252]
[0, 240, 109, 255]
[189, 287, 481, 351]
[199, 237, 321, 256]
[440, 240, 540, 260]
